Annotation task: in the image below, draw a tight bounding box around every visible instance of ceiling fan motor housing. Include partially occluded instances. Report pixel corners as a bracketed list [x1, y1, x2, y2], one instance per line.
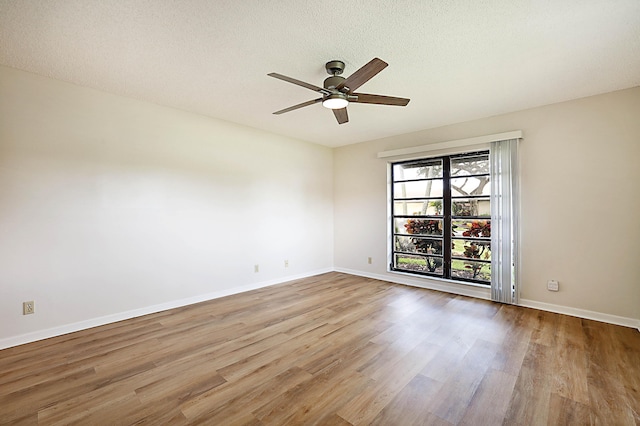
[324, 75, 346, 90]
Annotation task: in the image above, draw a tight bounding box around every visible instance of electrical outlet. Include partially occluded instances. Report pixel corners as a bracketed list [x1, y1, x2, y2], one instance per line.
[367, 257, 372, 264]
[254, 264, 259, 273]
[547, 280, 559, 292]
[23, 301, 34, 315]
[284, 260, 289, 267]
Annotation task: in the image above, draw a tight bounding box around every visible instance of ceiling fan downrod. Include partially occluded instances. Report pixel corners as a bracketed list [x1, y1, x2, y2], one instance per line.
[324, 60, 347, 92]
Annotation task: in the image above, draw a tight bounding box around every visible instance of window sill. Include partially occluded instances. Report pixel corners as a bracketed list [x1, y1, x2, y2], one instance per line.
[385, 269, 492, 300]
[389, 269, 490, 289]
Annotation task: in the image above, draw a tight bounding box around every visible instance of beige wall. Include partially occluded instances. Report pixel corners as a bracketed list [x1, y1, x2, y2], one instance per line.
[334, 86, 640, 321]
[0, 66, 334, 342]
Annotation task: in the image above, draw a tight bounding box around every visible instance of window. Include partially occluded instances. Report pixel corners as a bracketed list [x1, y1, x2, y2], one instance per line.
[391, 151, 491, 285]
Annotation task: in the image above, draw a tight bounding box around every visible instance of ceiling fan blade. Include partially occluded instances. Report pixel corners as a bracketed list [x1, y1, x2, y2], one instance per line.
[336, 58, 388, 93]
[351, 93, 410, 106]
[273, 98, 322, 115]
[268, 73, 329, 94]
[332, 107, 349, 124]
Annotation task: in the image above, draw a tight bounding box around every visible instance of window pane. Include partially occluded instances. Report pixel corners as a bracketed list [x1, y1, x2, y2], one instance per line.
[451, 154, 489, 176]
[452, 198, 491, 217]
[452, 240, 491, 261]
[451, 259, 491, 283]
[394, 218, 443, 236]
[395, 254, 443, 275]
[450, 177, 490, 197]
[452, 220, 491, 238]
[395, 236, 443, 255]
[393, 200, 442, 216]
[393, 159, 443, 181]
[394, 180, 443, 199]
[394, 200, 443, 216]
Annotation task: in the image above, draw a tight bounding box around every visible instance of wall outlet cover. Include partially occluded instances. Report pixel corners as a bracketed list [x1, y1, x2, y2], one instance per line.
[23, 301, 35, 315]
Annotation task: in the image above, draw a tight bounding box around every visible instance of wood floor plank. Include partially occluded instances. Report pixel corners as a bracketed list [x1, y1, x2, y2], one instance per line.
[547, 393, 592, 425]
[611, 324, 640, 422]
[252, 342, 381, 424]
[458, 368, 517, 425]
[499, 342, 552, 425]
[583, 319, 637, 424]
[361, 326, 439, 378]
[428, 339, 500, 424]
[0, 272, 638, 424]
[178, 323, 355, 420]
[419, 338, 473, 383]
[182, 366, 313, 423]
[491, 306, 536, 375]
[336, 339, 442, 425]
[369, 374, 447, 426]
[587, 360, 636, 424]
[0, 322, 164, 388]
[530, 309, 559, 347]
[551, 316, 590, 405]
[223, 321, 343, 382]
[46, 392, 142, 426]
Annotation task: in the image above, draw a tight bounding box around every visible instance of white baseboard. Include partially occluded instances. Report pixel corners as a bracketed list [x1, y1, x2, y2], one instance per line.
[3, 267, 637, 350]
[519, 299, 640, 331]
[333, 267, 491, 300]
[0, 268, 333, 350]
[334, 268, 639, 331]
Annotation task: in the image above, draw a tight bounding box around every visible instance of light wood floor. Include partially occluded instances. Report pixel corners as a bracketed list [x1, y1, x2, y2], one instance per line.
[1, 272, 638, 425]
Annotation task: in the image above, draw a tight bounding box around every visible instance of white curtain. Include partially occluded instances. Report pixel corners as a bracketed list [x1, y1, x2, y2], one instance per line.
[490, 139, 520, 304]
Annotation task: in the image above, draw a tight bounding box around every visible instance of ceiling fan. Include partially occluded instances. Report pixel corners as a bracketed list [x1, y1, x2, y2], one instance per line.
[268, 58, 410, 124]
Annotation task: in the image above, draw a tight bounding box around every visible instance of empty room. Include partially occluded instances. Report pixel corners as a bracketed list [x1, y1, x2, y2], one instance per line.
[1, 1, 639, 424]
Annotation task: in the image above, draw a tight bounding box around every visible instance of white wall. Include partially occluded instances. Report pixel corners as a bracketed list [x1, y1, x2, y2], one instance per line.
[334, 87, 640, 323]
[0, 66, 334, 344]
[2, 65, 638, 348]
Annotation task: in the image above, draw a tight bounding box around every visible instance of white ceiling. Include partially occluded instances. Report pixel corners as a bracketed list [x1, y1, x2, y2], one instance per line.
[1, 1, 639, 147]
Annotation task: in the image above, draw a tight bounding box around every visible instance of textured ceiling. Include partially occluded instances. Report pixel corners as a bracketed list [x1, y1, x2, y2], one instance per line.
[1, 1, 639, 147]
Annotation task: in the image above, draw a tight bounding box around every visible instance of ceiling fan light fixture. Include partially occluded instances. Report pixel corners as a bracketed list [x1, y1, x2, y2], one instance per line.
[322, 93, 348, 109]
